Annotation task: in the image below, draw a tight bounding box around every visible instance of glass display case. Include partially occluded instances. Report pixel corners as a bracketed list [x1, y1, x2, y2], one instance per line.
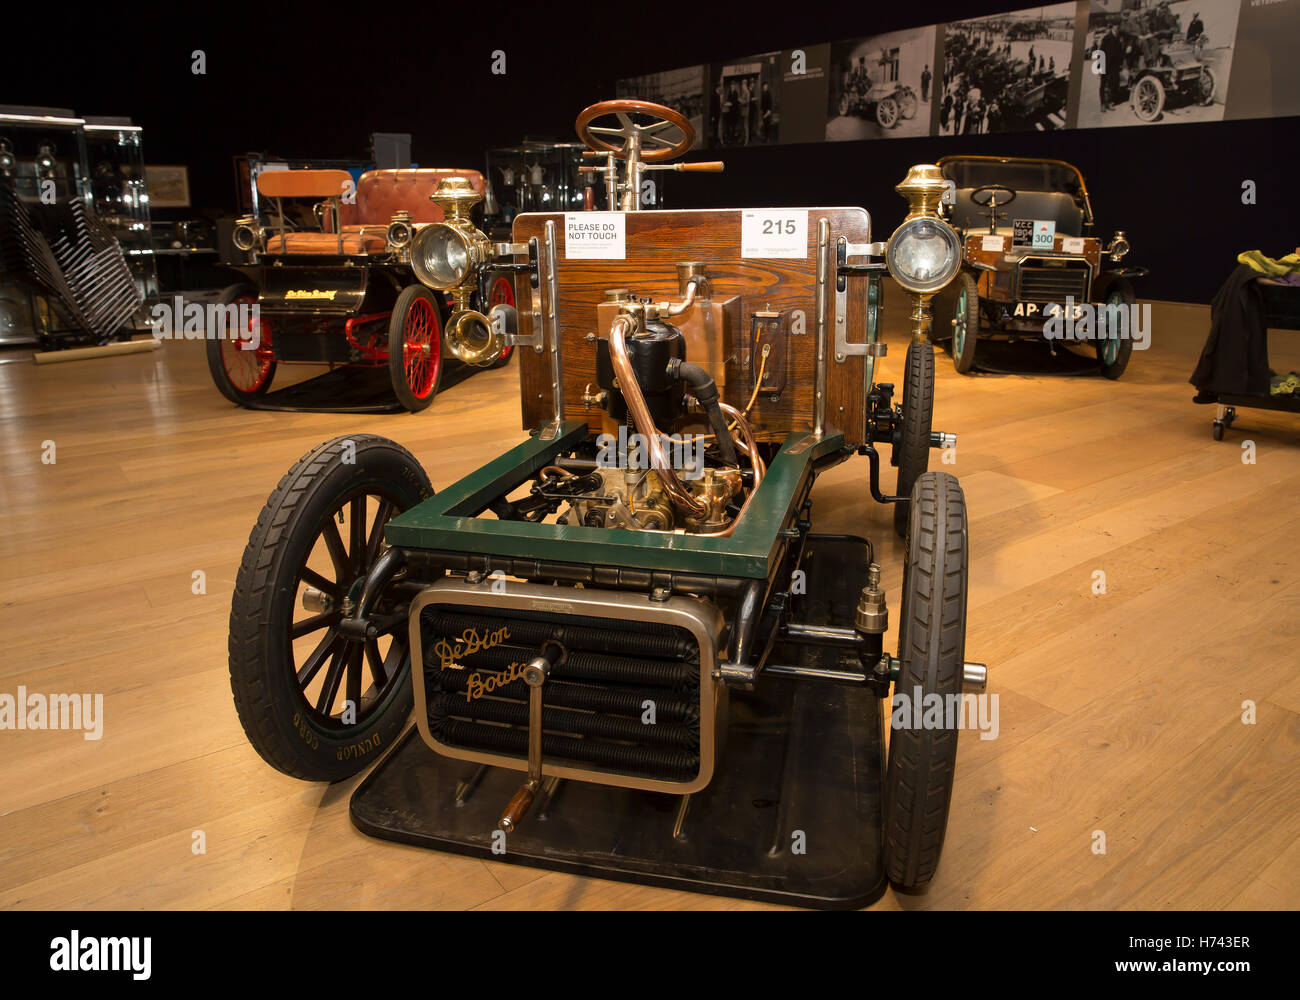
[84, 120, 158, 308]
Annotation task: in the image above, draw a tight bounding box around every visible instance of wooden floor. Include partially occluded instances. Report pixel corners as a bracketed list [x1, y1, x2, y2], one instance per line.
[1, 300, 1297, 911]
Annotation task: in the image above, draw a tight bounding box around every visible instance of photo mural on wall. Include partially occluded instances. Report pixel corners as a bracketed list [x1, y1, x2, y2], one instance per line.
[825, 27, 938, 141]
[614, 0, 1291, 146]
[1076, 0, 1240, 128]
[938, 4, 1075, 135]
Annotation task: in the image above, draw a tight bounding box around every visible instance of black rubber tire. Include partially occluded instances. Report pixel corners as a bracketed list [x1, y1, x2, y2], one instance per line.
[205, 283, 276, 405]
[388, 285, 443, 412]
[228, 435, 433, 782]
[893, 339, 935, 539]
[884, 471, 968, 890]
[950, 271, 980, 375]
[1094, 275, 1135, 380]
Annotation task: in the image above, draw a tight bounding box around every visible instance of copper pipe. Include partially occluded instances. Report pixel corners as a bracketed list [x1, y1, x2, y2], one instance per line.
[718, 402, 763, 486]
[607, 316, 707, 519]
[659, 279, 699, 318]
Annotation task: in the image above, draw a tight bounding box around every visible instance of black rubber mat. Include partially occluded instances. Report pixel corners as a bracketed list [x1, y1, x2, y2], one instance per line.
[245, 362, 479, 413]
[350, 536, 888, 909]
[969, 339, 1102, 376]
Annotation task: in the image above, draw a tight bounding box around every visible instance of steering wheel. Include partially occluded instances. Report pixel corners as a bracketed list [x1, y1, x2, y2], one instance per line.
[969, 185, 1017, 207]
[575, 100, 695, 164]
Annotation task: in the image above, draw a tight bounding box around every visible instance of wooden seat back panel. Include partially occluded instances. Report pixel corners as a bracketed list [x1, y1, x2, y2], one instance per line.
[512, 208, 874, 446]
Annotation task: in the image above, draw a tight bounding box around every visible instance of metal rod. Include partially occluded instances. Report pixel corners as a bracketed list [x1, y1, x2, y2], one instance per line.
[814, 218, 829, 437]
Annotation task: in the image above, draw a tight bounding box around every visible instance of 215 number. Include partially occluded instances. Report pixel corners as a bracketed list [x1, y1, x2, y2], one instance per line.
[761, 218, 797, 235]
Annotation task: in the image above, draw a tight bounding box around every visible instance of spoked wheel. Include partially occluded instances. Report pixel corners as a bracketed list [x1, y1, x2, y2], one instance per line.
[838, 92, 851, 117]
[898, 89, 918, 119]
[205, 283, 276, 405]
[876, 96, 900, 128]
[229, 435, 433, 781]
[388, 285, 443, 412]
[487, 275, 516, 369]
[884, 471, 969, 891]
[1195, 66, 1216, 106]
[893, 340, 936, 538]
[949, 271, 979, 375]
[1094, 276, 1135, 379]
[1131, 75, 1165, 122]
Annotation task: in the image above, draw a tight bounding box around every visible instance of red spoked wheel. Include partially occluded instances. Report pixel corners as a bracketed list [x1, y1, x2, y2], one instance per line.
[387, 285, 443, 412]
[206, 283, 277, 405]
[487, 275, 515, 369]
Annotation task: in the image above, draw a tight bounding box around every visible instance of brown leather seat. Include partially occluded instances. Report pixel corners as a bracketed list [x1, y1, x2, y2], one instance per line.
[263, 167, 486, 254]
[335, 168, 486, 228]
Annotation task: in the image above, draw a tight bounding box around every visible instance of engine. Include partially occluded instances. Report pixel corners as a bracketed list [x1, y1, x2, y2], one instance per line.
[511, 272, 761, 537]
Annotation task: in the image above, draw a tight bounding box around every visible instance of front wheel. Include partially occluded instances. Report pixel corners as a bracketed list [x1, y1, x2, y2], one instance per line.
[389, 285, 444, 412]
[876, 97, 900, 128]
[893, 339, 935, 538]
[949, 271, 980, 374]
[228, 435, 433, 781]
[1195, 66, 1216, 106]
[884, 471, 969, 890]
[1131, 74, 1165, 122]
[486, 275, 516, 370]
[838, 92, 851, 117]
[1094, 276, 1135, 379]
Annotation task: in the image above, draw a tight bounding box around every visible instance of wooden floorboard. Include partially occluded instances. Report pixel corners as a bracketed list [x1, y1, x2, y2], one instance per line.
[0, 297, 1297, 910]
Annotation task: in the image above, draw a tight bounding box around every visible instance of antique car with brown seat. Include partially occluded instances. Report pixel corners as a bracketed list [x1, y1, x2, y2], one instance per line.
[224, 100, 985, 906]
[931, 154, 1146, 378]
[207, 166, 515, 411]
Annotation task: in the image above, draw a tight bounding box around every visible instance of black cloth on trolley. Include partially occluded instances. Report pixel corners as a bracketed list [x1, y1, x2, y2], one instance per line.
[1190, 263, 1271, 397]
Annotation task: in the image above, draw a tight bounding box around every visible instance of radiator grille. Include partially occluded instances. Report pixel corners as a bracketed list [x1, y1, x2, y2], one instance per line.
[421, 605, 702, 782]
[1016, 260, 1090, 304]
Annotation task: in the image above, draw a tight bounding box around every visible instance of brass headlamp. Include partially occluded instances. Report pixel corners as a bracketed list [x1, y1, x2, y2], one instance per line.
[409, 177, 504, 366]
[887, 164, 963, 341]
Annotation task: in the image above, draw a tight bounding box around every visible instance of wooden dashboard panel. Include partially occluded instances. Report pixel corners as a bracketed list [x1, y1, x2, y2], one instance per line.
[510, 208, 875, 446]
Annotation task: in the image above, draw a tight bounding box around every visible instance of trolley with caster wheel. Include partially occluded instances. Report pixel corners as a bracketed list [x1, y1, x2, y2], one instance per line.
[225, 99, 985, 906]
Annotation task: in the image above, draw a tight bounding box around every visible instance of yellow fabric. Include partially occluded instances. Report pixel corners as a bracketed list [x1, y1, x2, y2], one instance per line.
[1237, 250, 1300, 276]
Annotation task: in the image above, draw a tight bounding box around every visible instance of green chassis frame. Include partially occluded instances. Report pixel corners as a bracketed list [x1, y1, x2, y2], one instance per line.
[384, 423, 847, 581]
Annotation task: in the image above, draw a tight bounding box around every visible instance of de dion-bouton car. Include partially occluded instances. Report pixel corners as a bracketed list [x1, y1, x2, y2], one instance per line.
[225, 100, 987, 902]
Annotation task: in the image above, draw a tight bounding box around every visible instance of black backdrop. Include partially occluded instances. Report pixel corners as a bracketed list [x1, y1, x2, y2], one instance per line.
[5, 0, 1296, 302]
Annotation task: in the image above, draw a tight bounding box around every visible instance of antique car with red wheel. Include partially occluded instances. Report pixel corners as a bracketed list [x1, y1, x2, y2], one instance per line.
[208, 166, 516, 412]
[225, 100, 986, 906]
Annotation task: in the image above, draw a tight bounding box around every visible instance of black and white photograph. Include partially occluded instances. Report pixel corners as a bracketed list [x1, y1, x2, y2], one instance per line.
[709, 53, 782, 148]
[615, 65, 708, 141]
[1077, 0, 1241, 128]
[825, 27, 937, 141]
[939, 3, 1075, 135]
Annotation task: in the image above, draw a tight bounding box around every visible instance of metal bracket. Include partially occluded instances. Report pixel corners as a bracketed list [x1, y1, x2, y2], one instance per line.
[538, 221, 565, 441]
[834, 237, 888, 364]
[510, 237, 545, 352]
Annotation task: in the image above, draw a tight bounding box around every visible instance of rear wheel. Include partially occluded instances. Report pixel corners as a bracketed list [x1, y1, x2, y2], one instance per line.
[487, 275, 516, 369]
[1094, 276, 1135, 379]
[898, 89, 918, 119]
[228, 435, 433, 782]
[205, 283, 275, 405]
[388, 285, 443, 412]
[893, 339, 935, 538]
[884, 471, 968, 890]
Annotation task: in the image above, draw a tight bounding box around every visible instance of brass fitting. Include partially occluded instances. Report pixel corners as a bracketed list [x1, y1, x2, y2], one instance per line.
[855, 563, 888, 634]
